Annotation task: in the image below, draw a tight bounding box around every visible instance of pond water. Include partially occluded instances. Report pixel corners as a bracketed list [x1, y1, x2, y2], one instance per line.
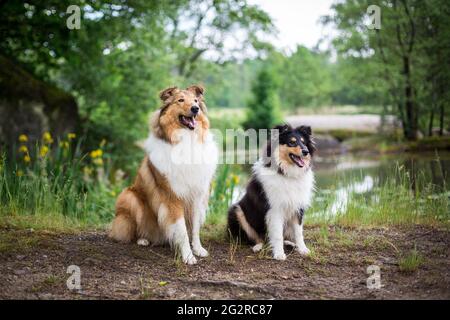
[312, 151, 450, 217]
[230, 151, 450, 219]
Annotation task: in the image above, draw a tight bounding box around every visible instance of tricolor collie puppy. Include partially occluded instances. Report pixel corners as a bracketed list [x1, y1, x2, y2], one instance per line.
[228, 124, 315, 260]
[110, 85, 218, 265]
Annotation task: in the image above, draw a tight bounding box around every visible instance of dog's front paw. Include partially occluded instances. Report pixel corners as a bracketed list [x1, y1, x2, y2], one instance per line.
[272, 252, 287, 261]
[252, 243, 263, 253]
[297, 246, 310, 256]
[137, 239, 149, 246]
[183, 254, 198, 265]
[193, 246, 209, 257]
[283, 240, 296, 248]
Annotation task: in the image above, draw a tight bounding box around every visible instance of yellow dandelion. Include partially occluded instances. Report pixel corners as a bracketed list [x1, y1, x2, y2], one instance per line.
[59, 141, 70, 149]
[18, 134, 28, 142]
[42, 132, 54, 144]
[39, 145, 49, 157]
[110, 191, 116, 197]
[19, 145, 28, 153]
[93, 158, 103, 166]
[83, 166, 93, 176]
[67, 133, 76, 140]
[231, 174, 240, 185]
[90, 149, 103, 159]
[24, 155, 31, 163]
[16, 170, 24, 177]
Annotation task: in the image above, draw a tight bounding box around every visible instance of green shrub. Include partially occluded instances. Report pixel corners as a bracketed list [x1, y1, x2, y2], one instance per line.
[243, 67, 282, 130]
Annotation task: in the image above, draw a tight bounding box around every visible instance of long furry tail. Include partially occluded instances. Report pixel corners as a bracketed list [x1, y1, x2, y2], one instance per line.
[109, 214, 136, 243]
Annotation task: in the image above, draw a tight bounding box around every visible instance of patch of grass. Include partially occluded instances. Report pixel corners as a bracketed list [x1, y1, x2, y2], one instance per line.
[398, 248, 423, 273]
[227, 236, 239, 265]
[406, 136, 450, 152]
[0, 229, 42, 254]
[310, 161, 449, 228]
[138, 276, 155, 299]
[256, 243, 271, 260]
[305, 246, 328, 265]
[0, 134, 128, 229]
[334, 228, 355, 247]
[30, 275, 65, 293]
[0, 212, 98, 233]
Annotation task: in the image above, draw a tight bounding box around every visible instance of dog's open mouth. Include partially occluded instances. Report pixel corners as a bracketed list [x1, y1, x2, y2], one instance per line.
[289, 153, 305, 168]
[179, 115, 197, 130]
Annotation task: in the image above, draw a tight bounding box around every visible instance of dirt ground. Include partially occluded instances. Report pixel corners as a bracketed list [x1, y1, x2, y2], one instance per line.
[0, 225, 449, 300]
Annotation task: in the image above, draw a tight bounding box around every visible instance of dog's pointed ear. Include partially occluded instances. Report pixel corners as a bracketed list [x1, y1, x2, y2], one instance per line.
[273, 124, 290, 134]
[159, 86, 178, 102]
[186, 85, 205, 98]
[296, 125, 312, 136]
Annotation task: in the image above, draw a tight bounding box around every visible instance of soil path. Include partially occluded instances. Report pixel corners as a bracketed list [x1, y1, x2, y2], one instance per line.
[0, 225, 448, 299]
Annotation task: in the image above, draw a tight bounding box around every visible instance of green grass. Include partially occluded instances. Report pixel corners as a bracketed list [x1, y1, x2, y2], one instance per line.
[309, 162, 449, 228]
[399, 248, 423, 273]
[0, 133, 126, 231]
[1, 132, 448, 236]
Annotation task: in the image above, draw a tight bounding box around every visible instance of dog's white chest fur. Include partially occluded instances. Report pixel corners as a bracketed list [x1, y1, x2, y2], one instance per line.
[254, 161, 315, 216]
[145, 130, 218, 200]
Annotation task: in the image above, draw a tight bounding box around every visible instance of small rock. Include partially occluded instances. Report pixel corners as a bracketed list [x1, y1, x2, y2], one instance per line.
[166, 288, 176, 297]
[16, 255, 25, 260]
[83, 257, 98, 265]
[39, 293, 53, 300]
[13, 269, 26, 275]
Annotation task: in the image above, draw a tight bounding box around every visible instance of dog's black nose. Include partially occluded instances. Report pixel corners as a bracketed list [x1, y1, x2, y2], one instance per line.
[302, 149, 309, 156]
[191, 106, 199, 114]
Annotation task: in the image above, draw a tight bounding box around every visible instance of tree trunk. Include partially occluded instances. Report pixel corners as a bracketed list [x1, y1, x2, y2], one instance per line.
[403, 56, 418, 140]
[439, 102, 444, 136]
[428, 108, 434, 137]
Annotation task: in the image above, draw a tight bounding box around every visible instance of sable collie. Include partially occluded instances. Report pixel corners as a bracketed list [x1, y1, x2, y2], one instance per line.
[110, 85, 218, 265]
[228, 124, 315, 260]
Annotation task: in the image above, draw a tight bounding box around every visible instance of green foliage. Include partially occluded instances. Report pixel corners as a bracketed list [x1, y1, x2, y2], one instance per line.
[0, 133, 126, 226]
[324, 0, 450, 139]
[0, 0, 274, 164]
[272, 47, 334, 109]
[243, 66, 282, 130]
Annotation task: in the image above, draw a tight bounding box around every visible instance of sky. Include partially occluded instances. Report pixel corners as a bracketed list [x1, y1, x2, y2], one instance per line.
[248, 0, 336, 52]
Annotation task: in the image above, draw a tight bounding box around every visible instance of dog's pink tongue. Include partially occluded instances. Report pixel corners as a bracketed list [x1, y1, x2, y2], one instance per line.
[187, 117, 196, 129]
[295, 157, 305, 167]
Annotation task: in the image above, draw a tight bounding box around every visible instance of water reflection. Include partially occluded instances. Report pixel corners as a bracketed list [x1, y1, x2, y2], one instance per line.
[329, 175, 374, 215]
[313, 152, 449, 217]
[230, 152, 450, 218]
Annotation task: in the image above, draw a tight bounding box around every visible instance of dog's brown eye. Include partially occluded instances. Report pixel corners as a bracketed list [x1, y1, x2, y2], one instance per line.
[178, 99, 184, 103]
[195, 99, 198, 103]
